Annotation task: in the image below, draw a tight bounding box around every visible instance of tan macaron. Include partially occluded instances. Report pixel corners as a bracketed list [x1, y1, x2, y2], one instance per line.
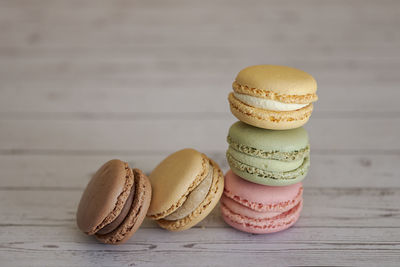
[229, 65, 318, 130]
[147, 148, 224, 231]
[76, 159, 152, 244]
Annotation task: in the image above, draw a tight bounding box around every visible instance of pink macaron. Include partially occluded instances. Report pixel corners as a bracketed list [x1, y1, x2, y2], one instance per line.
[221, 170, 303, 234]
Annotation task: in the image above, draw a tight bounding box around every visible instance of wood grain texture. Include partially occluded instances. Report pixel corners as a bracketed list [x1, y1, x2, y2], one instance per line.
[1, 227, 399, 267]
[2, 187, 399, 228]
[1, 0, 400, 266]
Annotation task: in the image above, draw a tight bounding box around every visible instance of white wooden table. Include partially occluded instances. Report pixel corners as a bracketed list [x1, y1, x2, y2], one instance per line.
[1, 0, 399, 266]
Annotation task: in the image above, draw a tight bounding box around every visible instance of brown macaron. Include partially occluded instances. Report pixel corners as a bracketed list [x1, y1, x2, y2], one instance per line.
[76, 159, 152, 244]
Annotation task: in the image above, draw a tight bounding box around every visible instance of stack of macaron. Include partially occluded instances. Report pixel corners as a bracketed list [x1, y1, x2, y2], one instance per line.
[221, 65, 318, 234]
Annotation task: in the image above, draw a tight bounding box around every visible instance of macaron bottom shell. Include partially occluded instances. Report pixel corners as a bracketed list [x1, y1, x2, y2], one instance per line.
[228, 92, 313, 130]
[227, 153, 310, 186]
[221, 200, 302, 234]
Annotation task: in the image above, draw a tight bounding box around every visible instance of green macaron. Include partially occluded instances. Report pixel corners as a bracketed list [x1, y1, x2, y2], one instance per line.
[226, 121, 310, 186]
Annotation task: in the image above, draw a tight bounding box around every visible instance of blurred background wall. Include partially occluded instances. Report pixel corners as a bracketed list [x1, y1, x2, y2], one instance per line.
[1, 0, 399, 182]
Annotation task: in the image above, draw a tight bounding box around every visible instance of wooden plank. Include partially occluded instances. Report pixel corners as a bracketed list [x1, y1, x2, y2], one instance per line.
[0, 153, 399, 189]
[0, 226, 399, 266]
[1, 188, 399, 228]
[0, 118, 399, 152]
[2, 83, 400, 114]
[1, 0, 399, 47]
[1, 77, 399, 114]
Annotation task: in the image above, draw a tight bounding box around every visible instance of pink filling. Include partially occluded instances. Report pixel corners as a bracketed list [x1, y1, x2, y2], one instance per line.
[221, 200, 303, 230]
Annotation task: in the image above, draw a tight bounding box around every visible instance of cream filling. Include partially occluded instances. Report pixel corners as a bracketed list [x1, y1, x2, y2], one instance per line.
[233, 92, 308, 111]
[228, 147, 304, 172]
[164, 165, 213, 221]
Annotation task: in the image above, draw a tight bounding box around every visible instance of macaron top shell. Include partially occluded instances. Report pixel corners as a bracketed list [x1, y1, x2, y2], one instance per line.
[77, 159, 134, 235]
[147, 148, 209, 219]
[234, 65, 317, 100]
[228, 121, 309, 153]
[224, 170, 303, 212]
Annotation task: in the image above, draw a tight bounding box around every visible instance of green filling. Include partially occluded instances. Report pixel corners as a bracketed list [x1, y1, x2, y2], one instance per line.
[227, 152, 310, 180]
[227, 136, 309, 162]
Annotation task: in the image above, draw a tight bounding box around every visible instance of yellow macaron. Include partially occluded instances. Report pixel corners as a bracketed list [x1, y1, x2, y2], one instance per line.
[147, 148, 224, 231]
[228, 65, 318, 130]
